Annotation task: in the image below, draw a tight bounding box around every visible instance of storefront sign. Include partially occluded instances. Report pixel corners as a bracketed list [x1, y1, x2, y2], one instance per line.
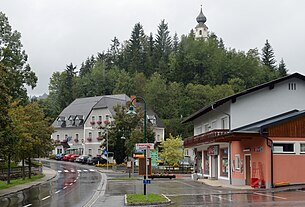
[208, 145, 219, 155]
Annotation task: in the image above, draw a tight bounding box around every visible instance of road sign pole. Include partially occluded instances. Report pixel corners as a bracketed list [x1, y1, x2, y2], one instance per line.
[145, 146, 148, 201]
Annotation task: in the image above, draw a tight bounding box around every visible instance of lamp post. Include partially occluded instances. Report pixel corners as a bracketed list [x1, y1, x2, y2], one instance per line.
[127, 96, 147, 197]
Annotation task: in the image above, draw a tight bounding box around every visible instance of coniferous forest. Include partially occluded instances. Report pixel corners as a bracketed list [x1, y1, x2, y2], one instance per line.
[38, 20, 287, 137]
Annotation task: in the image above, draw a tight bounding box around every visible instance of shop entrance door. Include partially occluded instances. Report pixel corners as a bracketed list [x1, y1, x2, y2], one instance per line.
[211, 155, 218, 179]
[245, 155, 251, 185]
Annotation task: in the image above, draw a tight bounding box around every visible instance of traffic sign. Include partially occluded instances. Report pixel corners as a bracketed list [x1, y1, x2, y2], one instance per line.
[135, 143, 154, 150]
[143, 179, 151, 184]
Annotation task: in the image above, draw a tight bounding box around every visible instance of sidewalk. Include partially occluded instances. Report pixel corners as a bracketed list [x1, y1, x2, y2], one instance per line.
[0, 167, 57, 197]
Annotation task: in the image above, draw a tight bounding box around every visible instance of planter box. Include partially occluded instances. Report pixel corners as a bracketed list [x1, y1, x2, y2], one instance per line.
[148, 174, 176, 180]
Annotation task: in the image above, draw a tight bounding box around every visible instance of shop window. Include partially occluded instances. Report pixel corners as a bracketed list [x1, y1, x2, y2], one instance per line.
[273, 143, 294, 153]
[235, 154, 240, 171]
[300, 143, 305, 153]
[203, 150, 209, 175]
[220, 148, 228, 177]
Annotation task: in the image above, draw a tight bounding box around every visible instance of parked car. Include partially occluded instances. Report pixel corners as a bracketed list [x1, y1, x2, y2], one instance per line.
[55, 153, 65, 160]
[76, 155, 90, 164]
[62, 154, 72, 161]
[87, 156, 106, 165]
[69, 154, 79, 162]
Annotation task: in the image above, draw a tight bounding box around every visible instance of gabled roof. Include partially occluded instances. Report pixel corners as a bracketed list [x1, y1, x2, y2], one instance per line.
[52, 96, 103, 127]
[182, 73, 305, 123]
[233, 109, 305, 132]
[93, 94, 130, 115]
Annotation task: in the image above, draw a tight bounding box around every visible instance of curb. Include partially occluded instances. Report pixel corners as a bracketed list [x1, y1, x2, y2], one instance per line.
[124, 194, 171, 206]
[0, 167, 57, 198]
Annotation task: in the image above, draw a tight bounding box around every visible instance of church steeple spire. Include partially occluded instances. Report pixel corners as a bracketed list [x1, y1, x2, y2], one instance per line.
[196, 5, 207, 24]
[195, 5, 208, 39]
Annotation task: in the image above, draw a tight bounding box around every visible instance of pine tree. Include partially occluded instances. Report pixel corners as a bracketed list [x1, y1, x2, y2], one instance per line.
[173, 32, 179, 53]
[155, 19, 172, 75]
[262, 39, 277, 70]
[126, 23, 146, 74]
[278, 58, 288, 76]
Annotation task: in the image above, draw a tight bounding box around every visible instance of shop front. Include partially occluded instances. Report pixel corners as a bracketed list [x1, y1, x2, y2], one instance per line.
[195, 143, 230, 184]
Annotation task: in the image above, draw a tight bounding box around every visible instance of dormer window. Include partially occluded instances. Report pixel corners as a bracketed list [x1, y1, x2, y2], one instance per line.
[288, 82, 297, 90]
[75, 116, 80, 126]
[148, 115, 156, 125]
[199, 30, 202, 35]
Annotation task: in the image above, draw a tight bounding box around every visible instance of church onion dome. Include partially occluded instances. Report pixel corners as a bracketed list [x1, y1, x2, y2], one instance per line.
[196, 7, 207, 24]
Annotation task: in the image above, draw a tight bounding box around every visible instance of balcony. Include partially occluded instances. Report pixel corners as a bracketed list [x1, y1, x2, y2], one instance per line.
[184, 129, 229, 148]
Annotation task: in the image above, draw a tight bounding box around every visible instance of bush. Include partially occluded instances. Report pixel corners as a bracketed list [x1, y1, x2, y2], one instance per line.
[49, 154, 56, 160]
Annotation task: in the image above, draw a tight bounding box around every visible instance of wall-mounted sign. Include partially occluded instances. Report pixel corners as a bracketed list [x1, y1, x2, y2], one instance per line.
[208, 145, 219, 155]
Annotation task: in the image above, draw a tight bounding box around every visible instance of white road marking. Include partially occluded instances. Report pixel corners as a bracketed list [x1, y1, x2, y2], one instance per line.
[71, 169, 75, 173]
[77, 170, 82, 172]
[23, 204, 32, 207]
[57, 170, 62, 173]
[74, 180, 77, 182]
[69, 183, 73, 186]
[83, 169, 88, 172]
[41, 195, 51, 201]
[63, 186, 67, 189]
[64, 170, 69, 173]
[89, 169, 95, 172]
[211, 194, 233, 202]
[253, 192, 287, 200]
[55, 190, 61, 194]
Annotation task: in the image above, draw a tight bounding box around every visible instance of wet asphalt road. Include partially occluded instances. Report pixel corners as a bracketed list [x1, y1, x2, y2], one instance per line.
[0, 161, 101, 207]
[105, 175, 305, 207]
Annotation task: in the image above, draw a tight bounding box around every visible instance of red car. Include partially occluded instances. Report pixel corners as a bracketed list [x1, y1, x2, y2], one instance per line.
[62, 154, 72, 161]
[69, 154, 79, 162]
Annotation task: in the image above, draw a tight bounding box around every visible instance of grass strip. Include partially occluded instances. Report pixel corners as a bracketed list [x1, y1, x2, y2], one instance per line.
[0, 174, 45, 190]
[126, 193, 167, 204]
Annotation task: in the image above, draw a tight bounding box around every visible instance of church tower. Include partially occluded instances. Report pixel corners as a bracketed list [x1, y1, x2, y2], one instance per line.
[195, 6, 208, 39]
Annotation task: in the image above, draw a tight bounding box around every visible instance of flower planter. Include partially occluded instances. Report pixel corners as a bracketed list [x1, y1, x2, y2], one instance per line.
[90, 121, 95, 125]
[148, 174, 176, 180]
[87, 138, 92, 142]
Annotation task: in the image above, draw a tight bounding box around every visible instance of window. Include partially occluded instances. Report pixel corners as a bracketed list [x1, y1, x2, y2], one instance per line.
[199, 30, 202, 35]
[75, 117, 80, 126]
[88, 132, 92, 138]
[196, 126, 202, 135]
[221, 117, 228, 129]
[288, 83, 297, 90]
[98, 149, 101, 155]
[65, 134, 68, 139]
[92, 116, 95, 122]
[184, 149, 189, 156]
[88, 148, 92, 155]
[273, 143, 294, 153]
[105, 114, 110, 121]
[301, 143, 305, 153]
[98, 116, 102, 122]
[75, 134, 79, 140]
[57, 149, 62, 154]
[98, 131, 102, 137]
[203, 150, 209, 175]
[235, 154, 240, 171]
[211, 121, 217, 130]
[56, 135, 60, 141]
[204, 124, 210, 132]
[220, 148, 228, 177]
[156, 134, 161, 142]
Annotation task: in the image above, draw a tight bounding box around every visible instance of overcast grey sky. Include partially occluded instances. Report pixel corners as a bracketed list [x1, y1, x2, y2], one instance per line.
[2, 0, 305, 96]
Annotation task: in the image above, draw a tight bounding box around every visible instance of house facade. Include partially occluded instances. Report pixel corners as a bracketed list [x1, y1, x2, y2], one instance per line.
[183, 73, 305, 188]
[52, 94, 165, 157]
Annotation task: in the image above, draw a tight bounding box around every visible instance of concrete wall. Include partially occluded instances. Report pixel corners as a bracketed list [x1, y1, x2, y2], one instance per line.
[231, 78, 305, 129]
[231, 138, 271, 188]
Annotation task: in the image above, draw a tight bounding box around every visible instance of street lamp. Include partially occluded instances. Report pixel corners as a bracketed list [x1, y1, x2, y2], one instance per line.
[127, 96, 147, 197]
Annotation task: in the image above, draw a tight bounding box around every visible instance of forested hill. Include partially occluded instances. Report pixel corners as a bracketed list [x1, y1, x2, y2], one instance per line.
[39, 20, 288, 137]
